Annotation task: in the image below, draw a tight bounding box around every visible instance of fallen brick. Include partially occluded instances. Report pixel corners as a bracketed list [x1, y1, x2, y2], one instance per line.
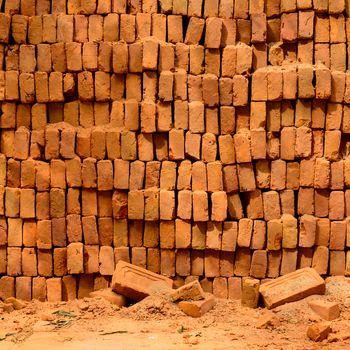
[112, 261, 173, 301]
[259, 268, 326, 309]
[178, 294, 215, 317]
[170, 280, 205, 302]
[308, 300, 340, 321]
[307, 322, 331, 342]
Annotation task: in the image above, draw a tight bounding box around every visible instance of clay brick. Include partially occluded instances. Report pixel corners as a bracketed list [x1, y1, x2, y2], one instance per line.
[329, 191, 345, 220]
[206, 162, 222, 193]
[178, 294, 215, 317]
[311, 246, 329, 276]
[263, 191, 281, 221]
[169, 129, 185, 160]
[5, 188, 20, 218]
[99, 246, 114, 276]
[250, 250, 267, 279]
[267, 67, 283, 101]
[236, 219, 252, 248]
[5, 71, 19, 101]
[0, 14, 10, 43]
[282, 198, 296, 224]
[308, 300, 340, 321]
[233, 75, 248, 106]
[324, 130, 341, 161]
[266, 219, 282, 251]
[205, 17, 222, 49]
[236, 43, 252, 75]
[329, 251, 345, 275]
[210, 192, 227, 222]
[203, 74, 219, 107]
[299, 214, 317, 248]
[67, 242, 84, 274]
[281, 13, 298, 42]
[32, 277, 46, 301]
[112, 260, 172, 301]
[239, 277, 259, 309]
[236, 19, 251, 44]
[227, 193, 243, 220]
[97, 160, 113, 191]
[252, 68, 268, 101]
[237, 163, 256, 192]
[252, 13, 267, 43]
[192, 191, 209, 222]
[36, 219, 51, 249]
[260, 267, 325, 309]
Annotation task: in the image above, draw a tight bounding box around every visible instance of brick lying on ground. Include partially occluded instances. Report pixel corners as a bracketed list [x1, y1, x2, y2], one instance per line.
[111, 261, 173, 301]
[308, 300, 340, 321]
[170, 280, 206, 302]
[307, 322, 331, 342]
[178, 294, 216, 318]
[259, 268, 326, 309]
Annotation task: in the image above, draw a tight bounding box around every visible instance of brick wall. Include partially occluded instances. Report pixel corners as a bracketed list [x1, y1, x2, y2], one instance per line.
[0, 0, 349, 302]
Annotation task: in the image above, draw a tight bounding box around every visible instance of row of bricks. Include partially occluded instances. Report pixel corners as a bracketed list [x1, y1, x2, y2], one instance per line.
[6, 11, 350, 47]
[1, 245, 349, 280]
[2, 183, 350, 218]
[268, 41, 350, 72]
[4, 156, 350, 191]
[0, 126, 343, 163]
[3, 44, 348, 88]
[2, 186, 350, 220]
[1, 213, 350, 249]
[2, 67, 350, 106]
[0, 12, 237, 48]
[0, 274, 247, 302]
[1, 185, 349, 221]
[2, 146, 350, 185]
[1, 141, 350, 185]
[2, 0, 349, 18]
[0, 248, 347, 302]
[3, 41, 350, 79]
[2, 99, 350, 132]
[2, 185, 350, 220]
[2, 42, 252, 76]
[3, 42, 350, 82]
[0, 71, 252, 106]
[7, 13, 237, 47]
[252, 65, 350, 102]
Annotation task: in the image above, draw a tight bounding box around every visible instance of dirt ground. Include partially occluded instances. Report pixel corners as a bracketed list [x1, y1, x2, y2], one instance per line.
[1, 277, 350, 350]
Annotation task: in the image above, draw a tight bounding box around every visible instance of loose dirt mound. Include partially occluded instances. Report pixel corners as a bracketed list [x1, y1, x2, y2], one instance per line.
[2, 277, 350, 349]
[119, 292, 185, 320]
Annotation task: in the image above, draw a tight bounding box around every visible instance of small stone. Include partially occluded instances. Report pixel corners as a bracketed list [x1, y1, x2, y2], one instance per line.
[4, 297, 26, 310]
[327, 333, 342, 343]
[256, 313, 280, 329]
[89, 288, 128, 307]
[40, 314, 55, 321]
[2, 303, 14, 313]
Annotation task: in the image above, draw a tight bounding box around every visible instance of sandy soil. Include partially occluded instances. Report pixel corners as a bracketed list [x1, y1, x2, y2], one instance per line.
[1, 277, 350, 350]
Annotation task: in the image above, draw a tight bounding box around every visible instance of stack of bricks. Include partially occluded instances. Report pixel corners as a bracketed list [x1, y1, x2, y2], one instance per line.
[1, 0, 350, 302]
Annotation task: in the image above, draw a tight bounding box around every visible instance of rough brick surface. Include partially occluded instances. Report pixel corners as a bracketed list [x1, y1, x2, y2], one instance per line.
[260, 268, 326, 309]
[0, 0, 349, 301]
[112, 260, 173, 301]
